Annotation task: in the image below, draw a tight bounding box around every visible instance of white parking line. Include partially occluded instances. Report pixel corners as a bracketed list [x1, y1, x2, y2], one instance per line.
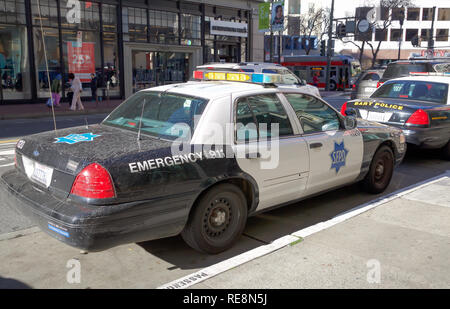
[157, 171, 450, 289]
[0, 150, 14, 156]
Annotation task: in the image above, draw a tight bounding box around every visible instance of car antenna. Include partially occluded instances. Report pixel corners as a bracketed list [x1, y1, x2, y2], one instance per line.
[37, 0, 57, 135]
[137, 98, 146, 141]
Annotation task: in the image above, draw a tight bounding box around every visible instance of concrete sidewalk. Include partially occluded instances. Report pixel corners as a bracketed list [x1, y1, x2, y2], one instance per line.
[0, 174, 449, 289]
[0, 99, 122, 120]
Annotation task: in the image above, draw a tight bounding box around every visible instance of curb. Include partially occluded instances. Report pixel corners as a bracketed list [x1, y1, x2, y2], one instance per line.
[0, 108, 117, 120]
[0, 227, 40, 242]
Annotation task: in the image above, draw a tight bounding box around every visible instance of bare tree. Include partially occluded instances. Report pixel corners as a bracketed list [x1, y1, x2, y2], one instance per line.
[298, 8, 330, 55]
[366, 0, 414, 67]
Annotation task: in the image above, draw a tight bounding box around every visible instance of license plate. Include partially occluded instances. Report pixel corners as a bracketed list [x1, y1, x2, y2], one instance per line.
[364, 87, 377, 93]
[23, 156, 54, 188]
[366, 111, 393, 122]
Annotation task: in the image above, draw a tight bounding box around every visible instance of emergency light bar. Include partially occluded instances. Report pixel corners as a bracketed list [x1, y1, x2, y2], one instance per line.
[193, 70, 282, 84]
[409, 72, 450, 76]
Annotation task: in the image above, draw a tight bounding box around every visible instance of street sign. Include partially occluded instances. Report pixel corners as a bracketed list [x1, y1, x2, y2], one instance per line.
[358, 19, 370, 33]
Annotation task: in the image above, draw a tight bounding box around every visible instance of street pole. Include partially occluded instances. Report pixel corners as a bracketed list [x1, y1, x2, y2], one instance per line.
[278, 30, 282, 63]
[398, 9, 404, 60]
[428, 6, 436, 57]
[325, 0, 335, 91]
[269, 0, 274, 63]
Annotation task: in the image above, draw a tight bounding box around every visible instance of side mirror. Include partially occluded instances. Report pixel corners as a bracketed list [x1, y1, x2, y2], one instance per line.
[345, 107, 357, 117]
[344, 116, 357, 130]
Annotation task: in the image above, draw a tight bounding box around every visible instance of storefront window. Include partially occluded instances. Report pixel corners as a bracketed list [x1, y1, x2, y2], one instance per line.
[103, 31, 120, 96]
[31, 0, 58, 28]
[181, 14, 201, 46]
[59, 0, 100, 30]
[0, 24, 31, 100]
[205, 40, 215, 62]
[122, 7, 148, 42]
[102, 3, 117, 32]
[62, 30, 101, 97]
[149, 10, 178, 44]
[0, 0, 26, 24]
[33, 27, 60, 98]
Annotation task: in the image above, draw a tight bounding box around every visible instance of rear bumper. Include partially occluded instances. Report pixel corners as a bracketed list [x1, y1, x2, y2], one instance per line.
[0, 169, 189, 251]
[397, 126, 449, 149]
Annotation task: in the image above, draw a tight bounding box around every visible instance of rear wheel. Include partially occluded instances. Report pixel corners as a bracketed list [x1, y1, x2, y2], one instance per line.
[362, 145, 394, 194]
[181, 184, 247, 254]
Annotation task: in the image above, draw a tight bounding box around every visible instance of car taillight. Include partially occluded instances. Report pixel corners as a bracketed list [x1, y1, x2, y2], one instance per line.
[14, 151, 17, 167]
[71, 163, 115, 199]
[406, 109, 429, 126]
[376, 81, 384, 88]
[340, 101, 348, 116]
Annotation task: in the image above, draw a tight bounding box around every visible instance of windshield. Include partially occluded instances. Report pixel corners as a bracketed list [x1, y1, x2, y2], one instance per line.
[351, 61, 361, 77]
[382, 63, 432, 79]
[370, 80, 448, 104]
[103, 91, 209, 139]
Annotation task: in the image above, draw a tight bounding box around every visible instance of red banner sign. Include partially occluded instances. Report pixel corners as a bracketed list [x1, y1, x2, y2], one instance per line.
[67, 42, 95, 82]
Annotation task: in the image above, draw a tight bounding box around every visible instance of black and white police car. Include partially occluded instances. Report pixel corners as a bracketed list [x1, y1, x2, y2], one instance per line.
[342, 73, 450, 159]
[1, 71, 406, 254]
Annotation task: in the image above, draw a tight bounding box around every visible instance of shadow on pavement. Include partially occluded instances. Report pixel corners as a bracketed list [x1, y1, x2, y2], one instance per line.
[137, 147, 450, 270]
[0, 276, 32, 289]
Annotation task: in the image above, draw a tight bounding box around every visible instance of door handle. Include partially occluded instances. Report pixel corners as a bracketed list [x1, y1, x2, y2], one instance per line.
[309, 142, 323, 149]
[245, 152, 261, 159]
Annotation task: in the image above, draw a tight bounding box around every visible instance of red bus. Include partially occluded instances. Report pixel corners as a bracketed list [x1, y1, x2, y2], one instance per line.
[281, 55, 361, 91]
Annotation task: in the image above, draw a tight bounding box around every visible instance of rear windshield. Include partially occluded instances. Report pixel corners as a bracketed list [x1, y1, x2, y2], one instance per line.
[370, 80, 448, 104]
[103, 91, 209, 139]
[382, 63, 433, 79]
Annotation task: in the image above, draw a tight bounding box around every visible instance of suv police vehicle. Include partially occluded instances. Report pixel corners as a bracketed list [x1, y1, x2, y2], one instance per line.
[1, 70, 406, 254]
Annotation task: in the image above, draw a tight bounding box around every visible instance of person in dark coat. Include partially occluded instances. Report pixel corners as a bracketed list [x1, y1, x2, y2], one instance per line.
[90, 73, 99, 105]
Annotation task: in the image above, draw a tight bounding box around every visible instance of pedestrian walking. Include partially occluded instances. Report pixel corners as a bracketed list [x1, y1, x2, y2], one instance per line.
[312, 72, 319, 88]
[50, 74, 62, 107]
[68, 73, 84, 111]
[90, 73, 99, 106]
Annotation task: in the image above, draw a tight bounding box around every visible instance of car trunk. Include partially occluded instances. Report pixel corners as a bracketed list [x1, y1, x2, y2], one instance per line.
[347, 98, 438, 126]
[14, 124, 172, 199]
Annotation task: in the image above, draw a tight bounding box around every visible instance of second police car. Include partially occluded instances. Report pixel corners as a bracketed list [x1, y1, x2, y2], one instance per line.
[0, 71, 406, 254]
[342, 73, 450, 159]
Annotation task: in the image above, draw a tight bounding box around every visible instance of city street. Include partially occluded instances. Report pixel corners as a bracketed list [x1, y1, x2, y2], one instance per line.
[0, 108, 449, 288]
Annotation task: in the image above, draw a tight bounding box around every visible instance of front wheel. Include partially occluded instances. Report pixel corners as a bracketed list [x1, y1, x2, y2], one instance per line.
[362, 145, 395, 194]
[181, 184, 248, 254]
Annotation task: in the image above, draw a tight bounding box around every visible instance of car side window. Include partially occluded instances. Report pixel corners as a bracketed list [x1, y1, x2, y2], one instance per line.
[284, 93, 341, 134]
[236, 94, 294, 142]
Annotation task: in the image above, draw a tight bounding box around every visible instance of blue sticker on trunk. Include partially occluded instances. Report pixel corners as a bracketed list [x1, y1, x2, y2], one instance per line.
[54, 133, 101, 144]
[330, 141, 349, 173]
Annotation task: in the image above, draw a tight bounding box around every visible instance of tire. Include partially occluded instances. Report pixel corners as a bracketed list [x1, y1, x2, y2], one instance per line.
[443, 140, 450, 160]
[329, 80, 337, 91]
[362, 145, 395, 194]
[181, 184, 248, 254]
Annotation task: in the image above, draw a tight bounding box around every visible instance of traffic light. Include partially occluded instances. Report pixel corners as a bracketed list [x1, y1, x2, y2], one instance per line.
[320, 40, 326, 56]
[337, 23, 346, 38]
[411, 35, 420, 47]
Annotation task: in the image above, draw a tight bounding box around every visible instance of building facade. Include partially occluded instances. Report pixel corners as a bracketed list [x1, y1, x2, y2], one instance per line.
[0, 0, 264, 104]
[334, 0, 450, 68]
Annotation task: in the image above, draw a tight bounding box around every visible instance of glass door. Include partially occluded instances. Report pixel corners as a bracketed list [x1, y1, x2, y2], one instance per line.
[132, 50, 189, 93]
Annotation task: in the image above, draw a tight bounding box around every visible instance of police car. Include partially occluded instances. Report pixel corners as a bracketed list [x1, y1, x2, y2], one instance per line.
[0, 71, 406, 254]
[342, 73, 450, 159]
[196, 62, 321, 97]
